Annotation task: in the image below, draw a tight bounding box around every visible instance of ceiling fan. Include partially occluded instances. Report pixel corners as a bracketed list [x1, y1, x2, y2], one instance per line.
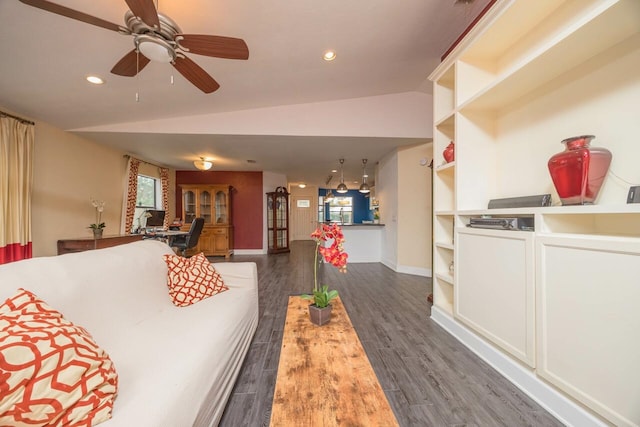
[18, 0, 249, 93]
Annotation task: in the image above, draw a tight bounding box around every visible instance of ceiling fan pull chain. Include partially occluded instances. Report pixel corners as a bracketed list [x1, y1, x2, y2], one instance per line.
[136, 47, 140, 102]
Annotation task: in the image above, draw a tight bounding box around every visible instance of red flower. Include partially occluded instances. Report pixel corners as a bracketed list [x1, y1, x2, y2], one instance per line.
[310, 223, 348, 293]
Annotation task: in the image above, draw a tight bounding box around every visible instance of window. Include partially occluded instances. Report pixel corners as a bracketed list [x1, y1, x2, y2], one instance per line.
[329, 197, 353, 224]
[136, 175, 157, 208]
[318, 196, 353, 223]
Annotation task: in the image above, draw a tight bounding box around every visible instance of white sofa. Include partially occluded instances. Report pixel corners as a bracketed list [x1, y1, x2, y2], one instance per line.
[0, 240, 259, 426]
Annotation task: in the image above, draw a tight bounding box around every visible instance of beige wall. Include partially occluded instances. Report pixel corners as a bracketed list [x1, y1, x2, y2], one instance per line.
[31, 120, 175, 257]
[377, 143, 433, 276]
[377, 150, 398, 269]
[397, 143, 432, 275]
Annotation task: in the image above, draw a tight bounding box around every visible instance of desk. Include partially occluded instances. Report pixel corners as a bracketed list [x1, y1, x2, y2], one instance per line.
[57, 234, 143, 255]
[144, 230, 189, 246]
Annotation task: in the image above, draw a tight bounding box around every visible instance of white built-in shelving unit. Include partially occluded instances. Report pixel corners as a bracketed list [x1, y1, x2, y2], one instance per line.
[430, 1, 640, 426]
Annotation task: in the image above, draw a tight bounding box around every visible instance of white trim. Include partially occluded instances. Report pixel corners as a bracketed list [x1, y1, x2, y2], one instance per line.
[430, 307, 608, 427]
[381, 257, 397, 272]
[395, 265, 431, 277]
[232, 249, 267, 255]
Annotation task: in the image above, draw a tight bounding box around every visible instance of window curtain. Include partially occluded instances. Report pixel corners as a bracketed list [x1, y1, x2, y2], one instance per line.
[159, 167, 170, 229]
[121, 157, 140, 234]
[0, 116, 35, 264]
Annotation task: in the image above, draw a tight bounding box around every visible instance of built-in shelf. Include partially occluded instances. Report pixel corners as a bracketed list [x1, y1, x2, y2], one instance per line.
[430, 1, 640, 425]
[435, 242, 454, 251]
[435, 162, 455, 173]
[435, 272, 454, 285]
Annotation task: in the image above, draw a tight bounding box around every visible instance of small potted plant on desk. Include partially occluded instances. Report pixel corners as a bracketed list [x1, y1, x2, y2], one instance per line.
[302, 223, 348, 326]
[89, 199, 106, 239]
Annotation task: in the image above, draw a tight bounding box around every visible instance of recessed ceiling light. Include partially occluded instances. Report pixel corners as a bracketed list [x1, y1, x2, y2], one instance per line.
[298, 183, 306, 188]
[86, 75, 104, 85]
[323, 50, 336, 61]
[331, 169, 338, 173]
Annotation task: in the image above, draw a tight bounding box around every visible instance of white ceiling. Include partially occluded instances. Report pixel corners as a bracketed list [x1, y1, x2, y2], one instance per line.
[0, 0, 491, 187]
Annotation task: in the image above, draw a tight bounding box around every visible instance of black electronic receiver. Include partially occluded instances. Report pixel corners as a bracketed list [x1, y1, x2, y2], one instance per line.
[468, 217, 534, 231]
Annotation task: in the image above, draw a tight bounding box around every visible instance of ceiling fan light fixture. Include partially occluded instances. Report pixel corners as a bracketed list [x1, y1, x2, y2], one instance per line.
[136, 35, 176, 63]
[194, 157, 213, 171]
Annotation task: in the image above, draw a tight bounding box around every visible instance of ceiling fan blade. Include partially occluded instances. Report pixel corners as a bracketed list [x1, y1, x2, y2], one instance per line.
[19, 0, 128, 33]
[125, 0, 160, 29]
[177, 35, 249, 60]
[172, 56, 220, 94]
[111, 49, 151, 77]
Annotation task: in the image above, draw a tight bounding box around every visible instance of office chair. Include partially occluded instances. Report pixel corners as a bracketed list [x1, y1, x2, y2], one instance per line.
[172, 217, 205, 257]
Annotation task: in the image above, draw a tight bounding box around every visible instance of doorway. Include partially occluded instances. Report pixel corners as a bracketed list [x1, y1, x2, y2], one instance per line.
[289, 186, 318, 241]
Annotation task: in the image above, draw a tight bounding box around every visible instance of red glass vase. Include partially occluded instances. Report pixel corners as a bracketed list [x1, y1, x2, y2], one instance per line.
[547, 135, 612, 205]
[443, 141, 455, 163]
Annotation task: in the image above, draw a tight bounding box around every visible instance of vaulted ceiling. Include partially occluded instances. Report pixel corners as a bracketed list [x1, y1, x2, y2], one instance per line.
[0, 0, 491, 187]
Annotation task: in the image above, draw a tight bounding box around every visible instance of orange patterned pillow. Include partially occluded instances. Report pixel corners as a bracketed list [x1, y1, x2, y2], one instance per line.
[0, 288, 118, 426]
[163, 252, 229, 307]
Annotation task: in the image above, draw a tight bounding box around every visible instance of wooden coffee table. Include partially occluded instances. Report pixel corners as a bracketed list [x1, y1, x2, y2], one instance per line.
[270, 296, 399, 426]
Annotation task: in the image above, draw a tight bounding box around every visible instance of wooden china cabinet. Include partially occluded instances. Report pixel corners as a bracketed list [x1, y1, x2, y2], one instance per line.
[266, 187, 289, 254]
[180, 184, 233, 258]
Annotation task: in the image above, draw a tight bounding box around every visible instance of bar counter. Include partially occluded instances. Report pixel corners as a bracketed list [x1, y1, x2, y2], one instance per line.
[335, 223, 384, 263]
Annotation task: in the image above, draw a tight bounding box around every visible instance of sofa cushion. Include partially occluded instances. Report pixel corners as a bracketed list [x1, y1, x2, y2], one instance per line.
[163, 253, 229, 307]
[0, 288, 118, 426]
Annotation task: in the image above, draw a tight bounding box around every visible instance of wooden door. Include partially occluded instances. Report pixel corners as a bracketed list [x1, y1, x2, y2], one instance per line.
[290, 194, 317, 241]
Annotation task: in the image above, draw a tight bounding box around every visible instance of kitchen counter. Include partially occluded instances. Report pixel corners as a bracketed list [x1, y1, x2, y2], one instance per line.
[336, 224, 383, 263]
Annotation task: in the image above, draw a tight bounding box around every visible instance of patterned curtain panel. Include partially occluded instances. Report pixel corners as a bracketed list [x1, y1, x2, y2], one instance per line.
[0, 116, 35, 264]
[121, 157, 140, 234]
[159, 167, 170, 229]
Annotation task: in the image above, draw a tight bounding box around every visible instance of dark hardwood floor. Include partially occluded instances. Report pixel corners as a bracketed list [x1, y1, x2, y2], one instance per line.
[217, 241, 563, 427]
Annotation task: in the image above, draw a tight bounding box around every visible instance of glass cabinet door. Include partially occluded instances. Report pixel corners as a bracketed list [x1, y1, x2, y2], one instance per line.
[276, 194, 287, 228]
[200, 190, 212, 224]
[215, 190, 227, 224]
[184, 190, 196, 223]
[266, 189, 289, 253]
[267, 197, 274, 225]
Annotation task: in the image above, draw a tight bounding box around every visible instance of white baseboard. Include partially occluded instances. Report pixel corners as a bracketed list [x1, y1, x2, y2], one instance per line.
[232, 249, 267, 255]
[430, 306, 607, 427]
[381, 259, 432, 278]
[381, 258, 397, 272]
[395, 265, 432, 277]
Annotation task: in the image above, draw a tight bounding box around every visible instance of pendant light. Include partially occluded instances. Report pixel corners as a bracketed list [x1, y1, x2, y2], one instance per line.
[359, 159, 370, 193]
[336, 159, 348, 194]
[324, 176, 335, 203]
[325, 189, 335, 202]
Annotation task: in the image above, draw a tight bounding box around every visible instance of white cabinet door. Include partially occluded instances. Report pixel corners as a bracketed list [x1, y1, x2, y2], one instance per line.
[456, 228, 535, 367]
[536, 234, 640, 427]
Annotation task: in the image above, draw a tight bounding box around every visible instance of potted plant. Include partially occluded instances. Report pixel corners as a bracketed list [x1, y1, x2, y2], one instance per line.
[89, 198, 106, 238]
[302, 223, 348, 326]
